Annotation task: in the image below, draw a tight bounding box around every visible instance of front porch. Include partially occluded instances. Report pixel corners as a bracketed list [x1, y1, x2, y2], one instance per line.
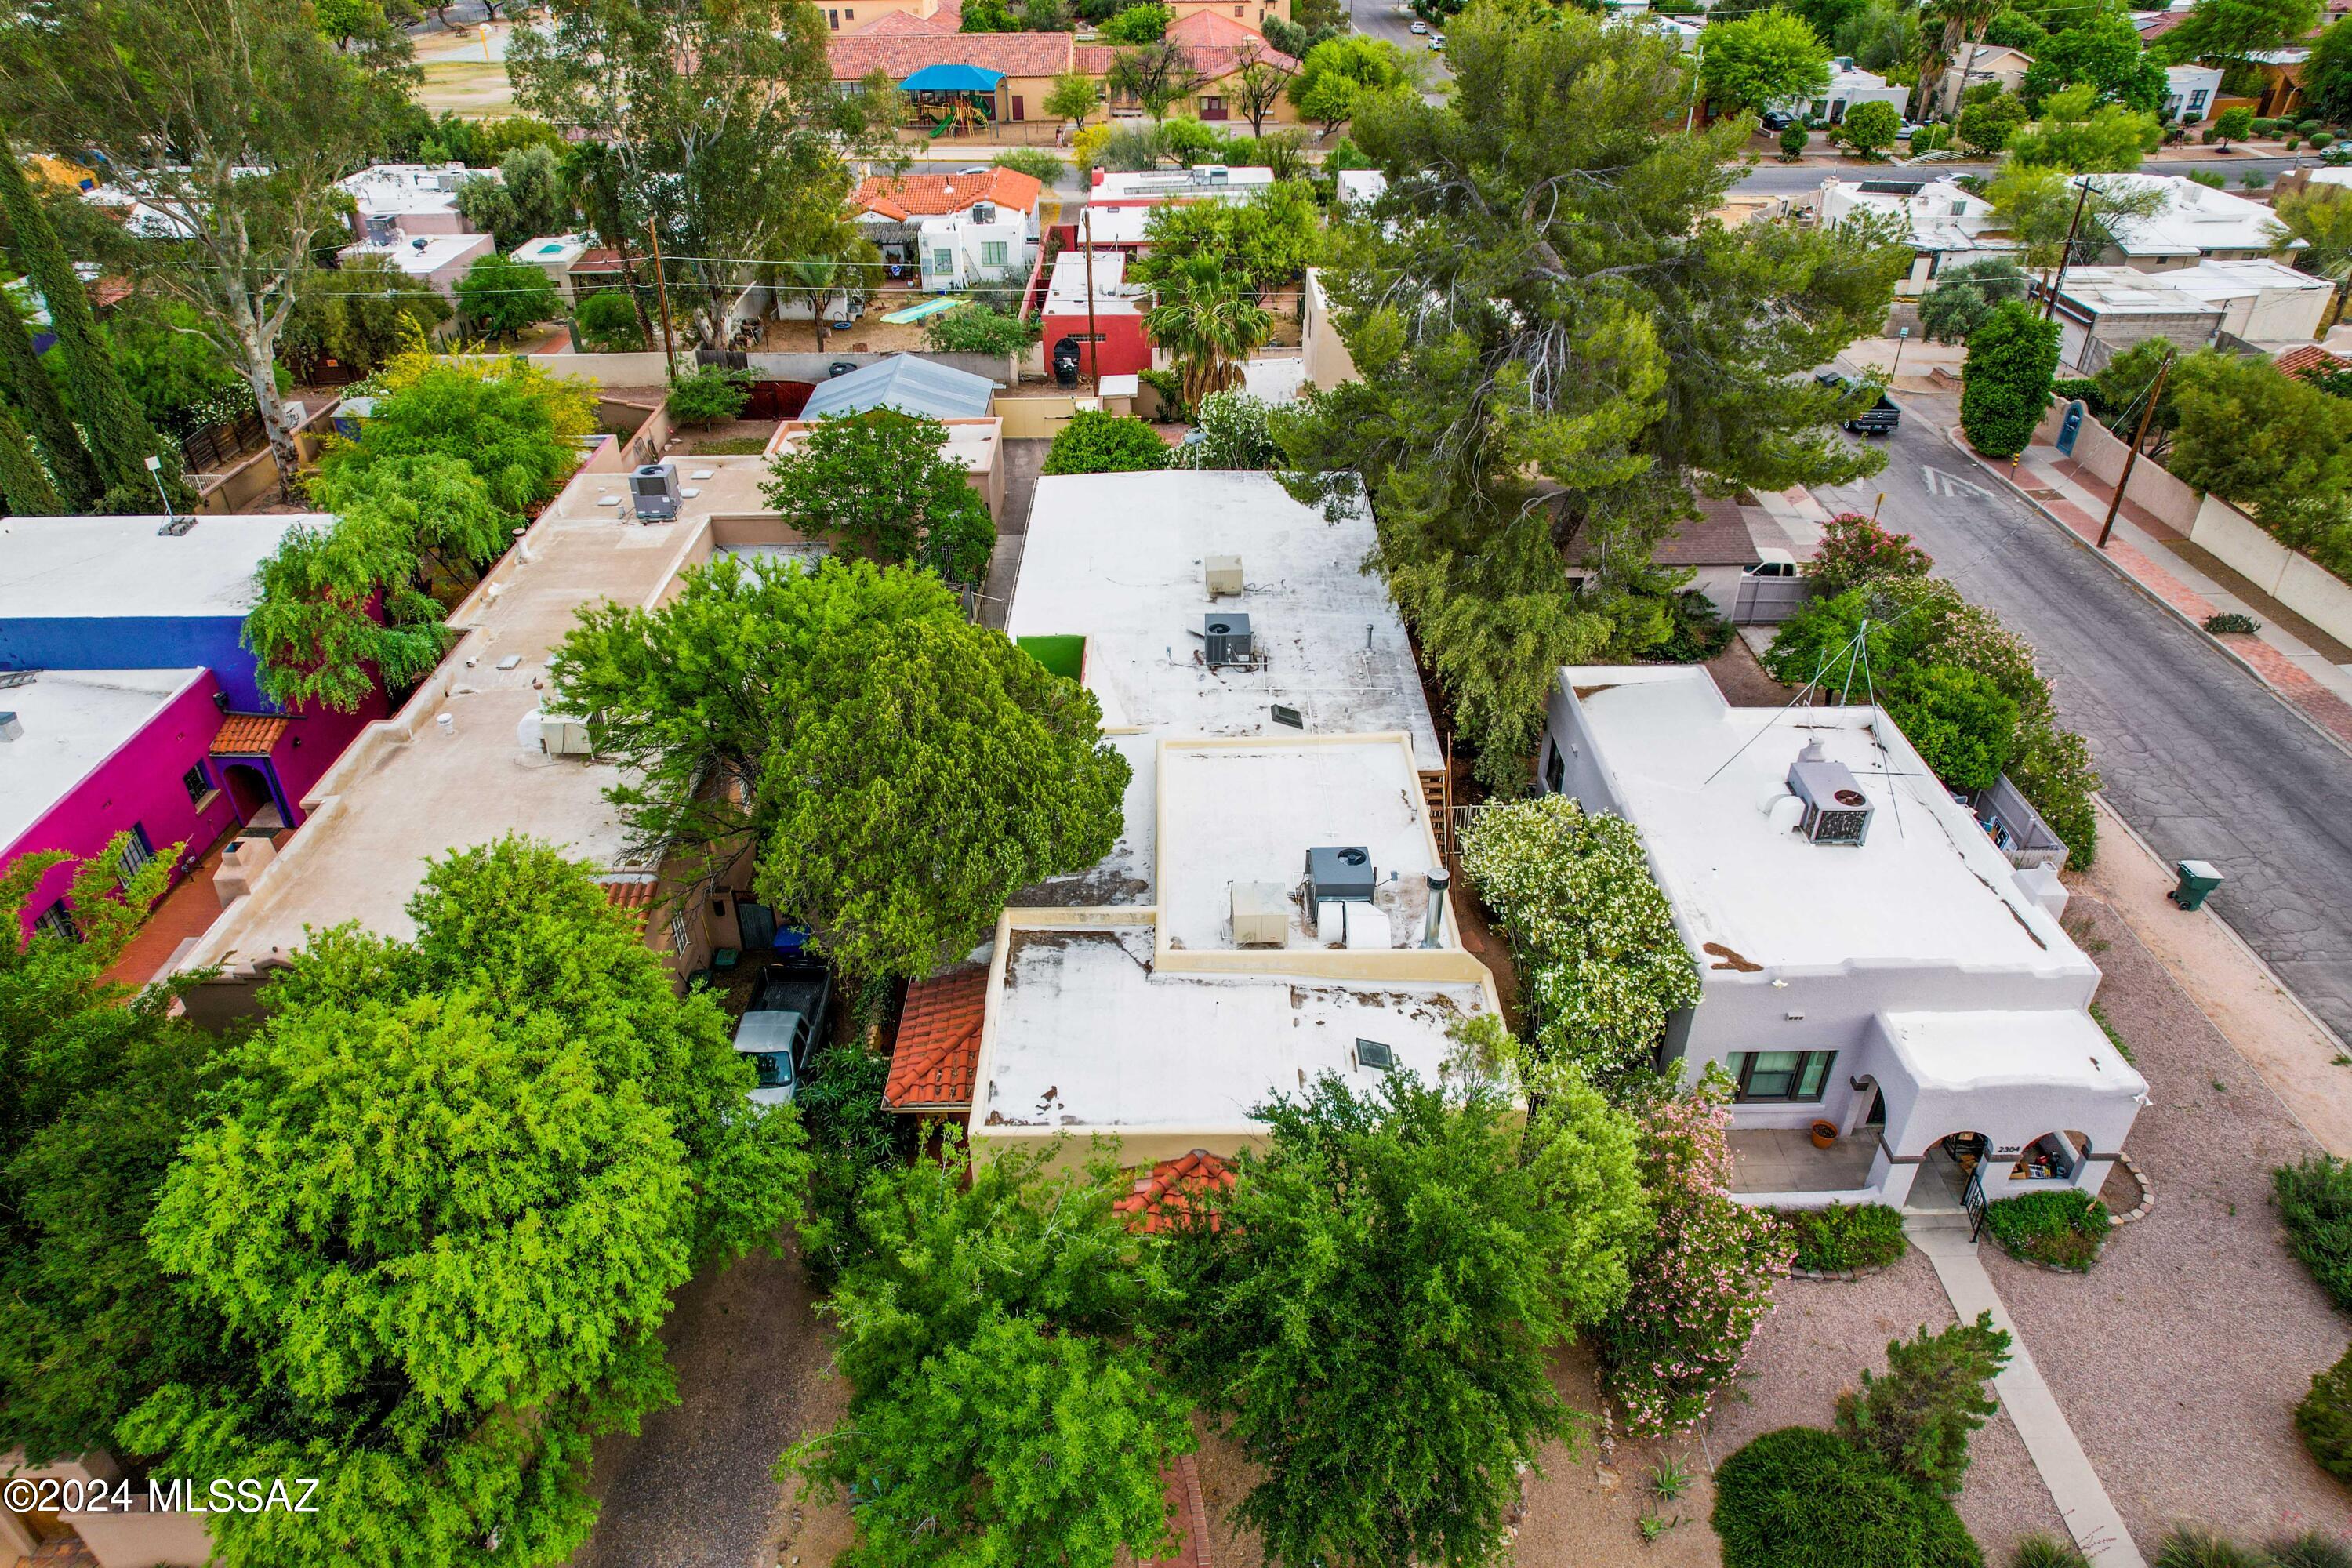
[1728, 1127, 1878, 1198]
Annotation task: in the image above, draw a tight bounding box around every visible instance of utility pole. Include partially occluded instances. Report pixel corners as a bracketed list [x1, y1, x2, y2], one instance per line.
[2042, 177, 2092, 323]
[1081, 204, 1101, 397]
[646, 216, 678, 380]
[2099, 349, 2172, 550]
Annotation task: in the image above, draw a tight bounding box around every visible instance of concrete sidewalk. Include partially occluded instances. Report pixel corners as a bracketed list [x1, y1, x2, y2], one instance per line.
[1954, 436, 2352, 753]
[1909, 1221, 2147, 1568]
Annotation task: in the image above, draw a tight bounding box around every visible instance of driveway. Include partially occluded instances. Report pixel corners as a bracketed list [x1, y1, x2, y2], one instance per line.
[980, 437, 1047, 632]
[1814, 396, 2352, 1044]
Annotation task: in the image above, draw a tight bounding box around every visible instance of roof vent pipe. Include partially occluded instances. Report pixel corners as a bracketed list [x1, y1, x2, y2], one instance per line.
[1423, 866, 1449, 948]
[0, 712, 20, 742]
[1798, 736, 1827, 764]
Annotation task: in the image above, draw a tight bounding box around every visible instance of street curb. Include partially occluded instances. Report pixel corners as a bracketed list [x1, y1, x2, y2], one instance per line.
[1934, 420, 2352, 771]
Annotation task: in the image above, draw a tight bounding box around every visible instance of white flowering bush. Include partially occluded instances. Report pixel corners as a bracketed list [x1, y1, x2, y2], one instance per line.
[1458, 795, 1700, 1087]
[1595, 1077, 1791, 1436]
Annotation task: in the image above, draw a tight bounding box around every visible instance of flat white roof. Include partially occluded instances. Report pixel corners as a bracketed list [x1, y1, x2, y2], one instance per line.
[1072, 205, 1152, 245]
[340, 163, 474, 217]
[2054, 266, 2221, 316]
[0, 514, 318, 619]
[1042, 249, 1142, 315]
[514, 234, 590, 265]
[2094, 172, 2291, 257]
[984, 924, 1484, 1130]
[1013, 729, 1157, 908]
[1089, 166, 1276, 204]
[1005, 471, 1441, 760]
[1882, 1008, 2144, 1097]
[0, 669, 205, 850]
[1159, 739, 1443, 954]
[179, 458, 781, 970]
[1565, 665, 2090, 978]
[340, 234, 492, 276]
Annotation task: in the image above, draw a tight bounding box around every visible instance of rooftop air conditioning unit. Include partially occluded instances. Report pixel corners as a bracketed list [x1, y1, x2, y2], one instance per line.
[1231, 882, 1288, 946]
[1305, 845, 1375, 908]
[539, 710, 594, 757]
[630, 463, 681, 521]
[1204, 554, 1243, 598]
[1786, 738, 1873, 847]
[364, 213, 397, 245]
[1203, 611, 1252, 667]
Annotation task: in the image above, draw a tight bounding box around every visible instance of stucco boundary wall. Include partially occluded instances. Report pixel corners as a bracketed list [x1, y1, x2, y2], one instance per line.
[2035, 392, 2352, 648]
[463, 347, 1022, 387]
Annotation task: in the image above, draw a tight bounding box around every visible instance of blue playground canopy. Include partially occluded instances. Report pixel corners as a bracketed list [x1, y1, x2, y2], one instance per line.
[898, 62, 1005, 91]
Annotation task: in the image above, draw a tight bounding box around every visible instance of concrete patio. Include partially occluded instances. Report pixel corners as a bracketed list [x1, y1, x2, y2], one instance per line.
[1728, 1126, 1877, 1196]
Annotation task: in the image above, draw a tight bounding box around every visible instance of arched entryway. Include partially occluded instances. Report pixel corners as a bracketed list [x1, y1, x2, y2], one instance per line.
[219, 760, 285, 831]
[1907, 1131, 1991, 1214]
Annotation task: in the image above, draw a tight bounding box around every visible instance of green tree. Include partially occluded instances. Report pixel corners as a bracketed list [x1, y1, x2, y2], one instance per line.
[1882, 662, 2020, 789]
[1145, 256, 1273, 410]
[277, 253, 453, 383]
[922, 301, 1040, 357]
[1156, 1054, 1647, 1568]
[1133, 180, 1320, 294]
[549, 559, 1131, 979]
[1835, 1312, 2013, 1496]
[0, 839, 228, 1468]
[2270, 184, 2352, 325]
[1102, 1, 1172, 40]
[2160, 0, 2321, 72]
[2168, 348, 2352, 554]
[127, 837, 806, 1568]
[310, 451, 517, 586]
[2020, 10, 2168, 113]
[572, 288, 648, 352]
[1178, 390, 1280, 469]
[665, 365, 753, 428]
[1960, 299, 2060, 457]
[1842, 99, 1903, 156]
[1047, 69, 1106, 129]
[453, 143, 578, 254]
[0, 0, 413, 492]
[1043, 409, 1170, 474]
[1109, 38, 1206, 118]
[2215, 103, 2255, 143]
[101, 299, 251, 438]
[241, 506, 458, 712]
[0, 296, 101, 508]
[1837, 0, 1923, 75]
[1956, 90, 2030, 152]
[0, 136, 186, 510]
[761, 408, 996, 583]
[793, 1043, 898, 1287]
[1917, 256, 2031, 343]
[1229, 38, 1297, 135]
[454, 249, 565, 341]
[786, 1135, 1194, 1568]
[1713, 1427, 1982, 1568]
[1278, 0, 1906, 786]
[2307, 13, 2352, 124]
[1287, 34, 1414, 129]
[961, 0, 1018, 29]
[320, 357, 597, 511]
[0, 402, 61, 514]
[2004, 83, 2163, 169]
[1699, 7, 1834, 115]
[511, 0, 888, 345]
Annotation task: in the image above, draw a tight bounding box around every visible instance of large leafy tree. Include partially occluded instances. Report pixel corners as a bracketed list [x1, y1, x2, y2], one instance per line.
[128, 837, 807, 1568]
[511, 0, 889, 345]
[453, 144, 577, 255]
[549, 559, 1130, 979]
[318, 355, 597, 512]
[2160, 0, 2321, 72]
[0, 292, 102, 508]
[2002, 83, 2163, 169]
[0, 0, 413, 491]
[1131, 180, 1321, 295]
[761, 409, 996, 585]
[2270, 184, 2352, 325]
[1959, 298, 2060, 457]
[1916, 256, 2031, 343]
[1699, 6, 1834, 115]
[277, 254, 454, 383]
[0, 142, 188, 510]
[2307, 13, 2352, 123]
[1287, 34, 1415, 129]
[2169, 348, 2352, 552]
[1278, 0, 1905, 785]
[2019, 10, 2168, 113]
[1156, 1047, 1648, 1568]
[0, 839, 230, 1468]
[785, 1136, 1194, 1568]
[242, 510, 455, 711]
[453, 250, 566, 342]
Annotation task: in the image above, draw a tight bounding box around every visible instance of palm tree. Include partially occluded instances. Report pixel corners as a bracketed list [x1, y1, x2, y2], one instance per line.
[1918, 0, 2001, 120]
[2270, 185, 2352, 329]
[1145, 257, 1272, 413]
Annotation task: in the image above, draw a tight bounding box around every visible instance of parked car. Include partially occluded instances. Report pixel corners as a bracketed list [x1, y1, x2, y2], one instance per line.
[1429, 31, 1445, 48]
[1744, 547, 1802, 579]
[1410, 17, 1428, 31]
[1817, 371, 1901, 436]
[732, 958, 833, 1106]
[1760, 110, 1795, 132]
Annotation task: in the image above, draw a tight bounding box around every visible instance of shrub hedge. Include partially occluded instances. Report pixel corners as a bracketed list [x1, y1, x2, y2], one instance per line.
[1778, 1203, 1908, 1273]
[1982, 1191, 2111, 1272]
[2274, 1156, 2352, 1309]
[2296, 1343, 2352, 1483]
[1712, 1426, 1982, 1568]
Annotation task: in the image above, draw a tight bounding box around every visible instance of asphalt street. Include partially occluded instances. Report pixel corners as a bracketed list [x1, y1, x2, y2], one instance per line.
[1351, 0, 1452, 85]
[1733, 155, 2314, 192]
[1813, 400, 2352, 1044]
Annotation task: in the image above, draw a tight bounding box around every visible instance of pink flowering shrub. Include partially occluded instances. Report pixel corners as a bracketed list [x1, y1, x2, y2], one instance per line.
[1596, 1081, 1791, 1436]
[1809, 514, 1933, 597]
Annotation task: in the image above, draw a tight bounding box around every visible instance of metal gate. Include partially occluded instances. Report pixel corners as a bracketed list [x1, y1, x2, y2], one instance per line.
[1731, 575, 1818, 625]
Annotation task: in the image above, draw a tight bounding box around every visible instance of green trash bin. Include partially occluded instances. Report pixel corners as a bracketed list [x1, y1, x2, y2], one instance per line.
[2169, 859, 2224, 910]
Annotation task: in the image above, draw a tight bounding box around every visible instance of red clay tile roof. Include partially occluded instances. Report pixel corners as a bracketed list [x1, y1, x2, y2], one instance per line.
[2276, 343, 2349, 381]
[852, 167, 1044, 220]
[829, 30, 1075, 81]
[1074, 18, 1293, 84]
[210, 713, 288, 755]
[1112, 1149, 1236, 1234]
[886, 965, 989, 1109]
[599, 877, 657, 932]
[855, 5, 964, 34]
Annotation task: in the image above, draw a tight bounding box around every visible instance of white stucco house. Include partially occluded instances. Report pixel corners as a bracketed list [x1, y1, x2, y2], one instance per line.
[2164, 63, 2224, 125]
[1777, 59, 1911, 125]
[1817, 176, 2015, 296]
[1536, 665, 2147, 1214]
[851, 167, 1044, 292]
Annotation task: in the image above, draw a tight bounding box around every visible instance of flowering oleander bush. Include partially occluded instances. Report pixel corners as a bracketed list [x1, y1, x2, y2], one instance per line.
[1597, 1079, 1791, 1436]
[1458, 795, 1700, 1088]
[1809, 513, 1933, 597]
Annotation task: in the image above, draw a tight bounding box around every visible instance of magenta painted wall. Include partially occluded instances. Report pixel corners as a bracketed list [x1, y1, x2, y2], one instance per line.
[6, 673, 238, 943]
[252, 692, 384, 826]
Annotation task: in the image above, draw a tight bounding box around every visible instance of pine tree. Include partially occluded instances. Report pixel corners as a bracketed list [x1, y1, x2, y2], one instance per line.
[0, 138, 187, 509]
[0, 292, 100, 508]
[1835, 1310, 2013, 1494]
[0, 400, 61, 514]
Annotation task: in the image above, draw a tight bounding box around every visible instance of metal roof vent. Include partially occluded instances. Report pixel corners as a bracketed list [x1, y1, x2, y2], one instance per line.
[0, 712, 20, 742]
[1356, 1038, 1396, 1072]
[1787, 739, 1872, 847]
[1203, 611, 1253, 668]
[1305, 845, 1375, 906]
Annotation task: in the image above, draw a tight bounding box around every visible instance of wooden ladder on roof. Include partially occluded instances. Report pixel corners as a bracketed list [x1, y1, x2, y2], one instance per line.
[1421, 766, 1453, 867]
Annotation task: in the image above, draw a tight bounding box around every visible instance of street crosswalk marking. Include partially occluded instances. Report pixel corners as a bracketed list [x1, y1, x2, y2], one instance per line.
[1922, 465, 1998, 502]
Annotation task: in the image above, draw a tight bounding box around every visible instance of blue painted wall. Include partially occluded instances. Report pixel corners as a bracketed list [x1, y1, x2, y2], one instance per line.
[0, 615, 270, 709]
